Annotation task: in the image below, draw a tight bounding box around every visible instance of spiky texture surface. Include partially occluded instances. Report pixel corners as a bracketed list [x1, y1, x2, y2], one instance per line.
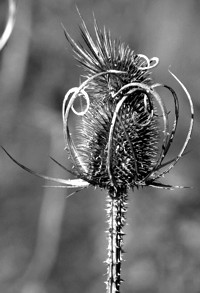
[76, 97, 159, 193]
[65, 17, 152, 87]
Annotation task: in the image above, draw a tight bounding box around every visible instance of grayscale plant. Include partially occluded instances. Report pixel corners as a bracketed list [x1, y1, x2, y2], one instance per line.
[2, 10, 194, 293]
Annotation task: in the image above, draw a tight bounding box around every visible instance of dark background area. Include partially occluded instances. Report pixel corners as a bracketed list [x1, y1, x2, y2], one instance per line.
[0, 0, 200, 292]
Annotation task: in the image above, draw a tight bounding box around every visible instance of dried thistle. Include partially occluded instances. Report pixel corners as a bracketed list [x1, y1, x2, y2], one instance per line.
[2, 11, 194, 293]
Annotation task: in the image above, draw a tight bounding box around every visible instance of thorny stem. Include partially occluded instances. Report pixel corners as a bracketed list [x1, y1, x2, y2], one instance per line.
[105, 190, 128, 293]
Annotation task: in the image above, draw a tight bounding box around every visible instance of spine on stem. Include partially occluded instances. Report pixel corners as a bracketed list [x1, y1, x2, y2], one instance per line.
[105, 191, 128, 293]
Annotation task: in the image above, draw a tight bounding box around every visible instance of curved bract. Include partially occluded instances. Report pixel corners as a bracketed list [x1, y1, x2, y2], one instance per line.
[0, 0, 16, 51]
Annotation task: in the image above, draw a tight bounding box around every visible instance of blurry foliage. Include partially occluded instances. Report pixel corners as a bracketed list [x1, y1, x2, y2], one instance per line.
[0, 0, 200, 293]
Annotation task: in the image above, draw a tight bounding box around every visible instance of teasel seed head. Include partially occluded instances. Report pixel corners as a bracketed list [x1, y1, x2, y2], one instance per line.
[2, 11, 194, 195]
[1, 11, 194, 293]
[61, 12, 194, 195]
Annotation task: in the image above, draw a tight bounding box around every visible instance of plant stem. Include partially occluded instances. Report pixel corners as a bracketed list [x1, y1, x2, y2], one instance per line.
[105, 190, 128, 293]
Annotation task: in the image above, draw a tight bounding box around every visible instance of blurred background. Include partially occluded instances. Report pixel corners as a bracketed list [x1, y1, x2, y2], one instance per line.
[0, 0, 200, 292]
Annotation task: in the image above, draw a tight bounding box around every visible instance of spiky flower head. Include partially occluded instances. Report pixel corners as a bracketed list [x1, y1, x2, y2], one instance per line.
[1, 12, 194, 293]
[61, 13, 194, 196]
[2, 12, 193, 197]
